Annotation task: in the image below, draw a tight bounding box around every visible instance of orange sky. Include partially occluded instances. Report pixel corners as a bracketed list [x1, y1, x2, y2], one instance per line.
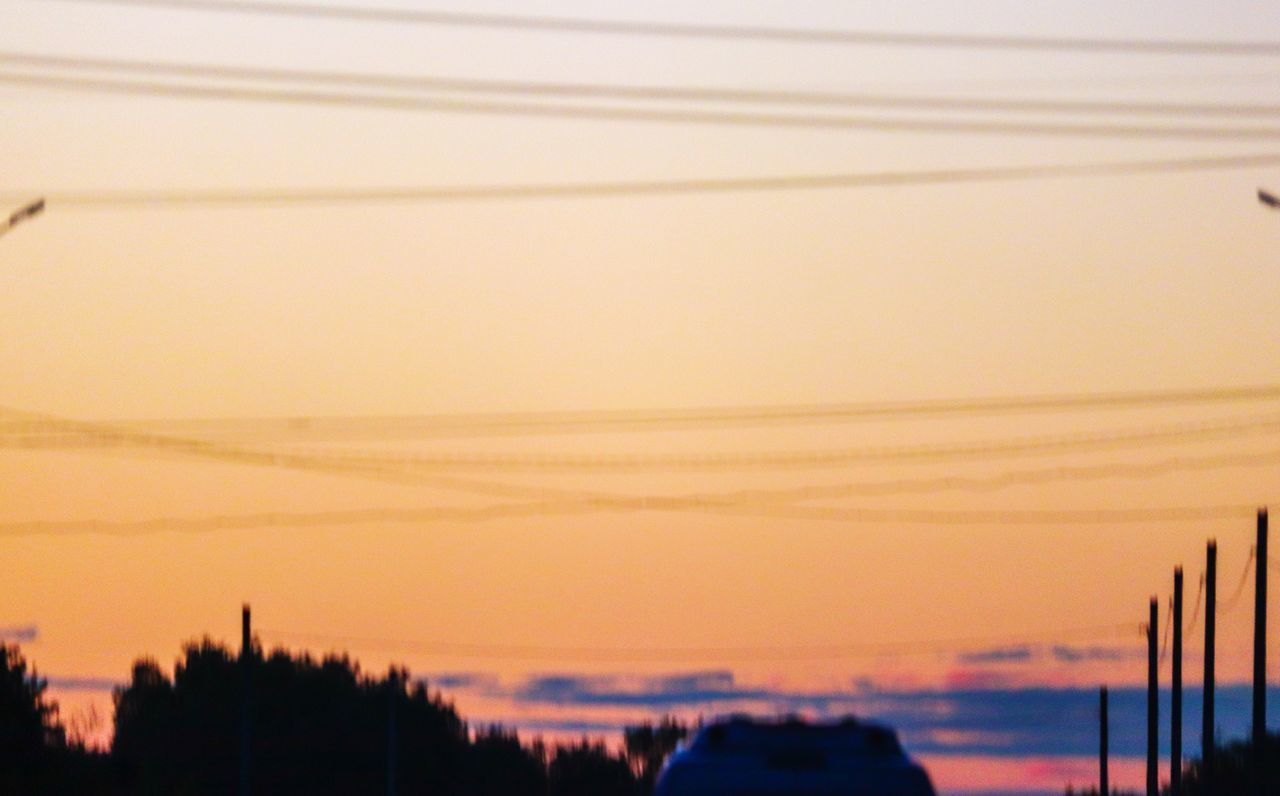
[3, 2, 1280, 793]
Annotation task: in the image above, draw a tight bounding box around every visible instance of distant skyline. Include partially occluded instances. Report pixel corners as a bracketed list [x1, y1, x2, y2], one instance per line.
[4, 1, 1280, 793]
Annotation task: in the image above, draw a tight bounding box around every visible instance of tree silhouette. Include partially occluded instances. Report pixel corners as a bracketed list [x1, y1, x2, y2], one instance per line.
[1062, 731, 1280, 795]
[1, 643, 63, 792]
[467, 726, 548, 796]
[1, 643, 111, 794]
[623, 716, 689, 792]
[111, 638, 479, 795]
[548, 739, 638, 796]
[7, 638, 682, 795]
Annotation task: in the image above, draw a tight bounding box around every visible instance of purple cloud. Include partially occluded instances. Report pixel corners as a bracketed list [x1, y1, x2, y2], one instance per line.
[955, 646, 1034, 664]
[432, 669, 1279, 758]
[0, 625, 38, 643]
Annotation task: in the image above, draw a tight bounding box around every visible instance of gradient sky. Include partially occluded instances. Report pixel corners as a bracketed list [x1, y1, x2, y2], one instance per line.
[3, 2, 1280, 793]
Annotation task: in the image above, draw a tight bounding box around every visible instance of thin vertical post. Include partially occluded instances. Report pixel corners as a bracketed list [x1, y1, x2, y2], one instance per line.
[1253, 508, 1267, 793]
[387, 672, 398, 796]
[241, 604, 252, 796]
[1203, 539, 1216, 788]
[1172, 567, 1183, 794]
[1100, 686, 1109, 796]
[1148, 597, 1159, 796]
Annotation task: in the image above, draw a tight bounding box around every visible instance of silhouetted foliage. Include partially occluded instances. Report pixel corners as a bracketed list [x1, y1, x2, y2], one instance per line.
[7, 638, 683, 795]
[103, 637, 654, 796]
[1175, 731, 1280, 795]
[623, 716, 689, 792]
[466, 726, 548, 796]
[1062, 731, 1280, 795]
[548, 738, 638, 796]
[112, 638, 471, 795]
[1, 643, 113, 795]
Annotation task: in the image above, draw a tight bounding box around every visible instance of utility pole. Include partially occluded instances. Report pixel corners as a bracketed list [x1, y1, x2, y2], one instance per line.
[1203, 540, 1216, 789]
[1148, 597, 1159, 796]
[1172, 568, 1183, 794]
[1253, 508, 1267, 793]
[387, 671, 398, 796]
[241, 604, 252, 796]
[1100, 686, 1109, 796]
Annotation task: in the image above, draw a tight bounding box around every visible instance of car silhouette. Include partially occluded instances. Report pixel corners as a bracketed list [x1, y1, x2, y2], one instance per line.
[654, 715, 937, 796]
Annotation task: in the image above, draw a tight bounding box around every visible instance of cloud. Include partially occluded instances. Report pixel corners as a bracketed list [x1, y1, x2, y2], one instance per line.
[956, 646, 1034, 664]
[432, 670, 1280, 759]
[952, 644, 1144, 666]
[1049, 645, 1145, 663]
[0, 625, 38, 642]
[425, 672, 501, 690]
[512, 671, 779, 709]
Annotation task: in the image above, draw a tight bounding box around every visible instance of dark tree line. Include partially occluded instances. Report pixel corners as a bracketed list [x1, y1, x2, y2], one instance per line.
[1063, 731, 1280, 795]
[1, 644, 110, 794]
[1, 641, 687, 796]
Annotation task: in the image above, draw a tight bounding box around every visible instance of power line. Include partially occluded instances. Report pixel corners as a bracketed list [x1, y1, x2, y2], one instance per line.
[1159, 597, 1174, 666]
[1, 450, 1277, 536]
[5, 405, 1275, 528]
[4, 383, 1280, 439]
[19, 410, 1279, 471]
[39, 0, 1280, 56]
[5, 404, 1279, 525]
[8, 405, 1280, 474]
[1185, 573, 1206, 636]
[20, 442, 1280, 506]
[8, 70, 1280, 141]
[5, 153, 1279, 209]
[7, 51, 1280, 119]
[4, 404, 1280, 547]
[1, 500, 1269, 538]
[4, 402, 1274, 533]
[254, 622, 1140, 663]
[1220, 546, 1256, 613]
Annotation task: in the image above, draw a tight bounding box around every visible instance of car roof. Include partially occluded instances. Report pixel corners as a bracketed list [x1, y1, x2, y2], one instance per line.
[686, 715, 906, 758]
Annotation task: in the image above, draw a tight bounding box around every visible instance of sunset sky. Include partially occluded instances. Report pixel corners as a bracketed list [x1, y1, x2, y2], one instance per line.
[3, 1, 1280, 793]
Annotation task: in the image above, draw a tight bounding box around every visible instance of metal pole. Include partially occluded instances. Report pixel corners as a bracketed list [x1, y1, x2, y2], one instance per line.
[1253, 508, 1267, 793]
[387, 673, 398, 796]
[241, 604, 252, 796]
[1100, 686, 1109, 796]
[1203, 540, 1216, 789]
[1172, 567, 1183, 794]
[1148, 597, 1159, 796]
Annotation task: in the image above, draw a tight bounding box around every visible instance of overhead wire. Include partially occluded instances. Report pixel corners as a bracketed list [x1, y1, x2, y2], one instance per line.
[13, 409, 1280, 471]
[3, 382, 1280, 439]
[255, 621, 1142, 663]
[1219, 546, 1257, 613]
[1, 500, 1269, 538]
[1159, 597, 1174, 666]
[8, 70, 1280, 141]
[6, 52, 1280, 119]
[39, 0, 1280, 56]
[6, 152, 1280, 209]
[3, 405, 1275, 534]
[1185, 573, 1206, 636]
